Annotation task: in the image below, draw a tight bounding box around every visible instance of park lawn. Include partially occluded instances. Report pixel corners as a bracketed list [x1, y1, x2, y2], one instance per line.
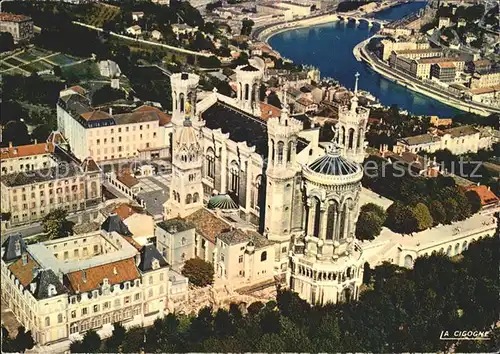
[80, 3, 120, 27]
[47, 53, 78, 66]
[15, 51, 39, 62]
[20, 61, 54, 73]
[61, 61, 102, 83]
[3, 57, 24, 67]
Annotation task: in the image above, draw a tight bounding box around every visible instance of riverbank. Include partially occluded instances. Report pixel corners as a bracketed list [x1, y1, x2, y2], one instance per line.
[357, 39, 500, 116]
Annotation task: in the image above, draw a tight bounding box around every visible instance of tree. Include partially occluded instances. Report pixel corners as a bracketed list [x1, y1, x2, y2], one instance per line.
[465, 190, 482, 214]
[198, 56, 221, 68]
[355, 211, 383, 240]
[0, 32, 15, 52]
[12, 326, 35, 353]
[92, 86, 125, 106]
[1, 121, 31, 147]
[122, 326, 145, 353]
[31, 124, 52, 143]
[42, 208, 73, 240]
[81, 329, 101, 353]
[412, 203, 433, 231]
[182, 258, 214, 287]
[53, 65, 62, 77]
[240, 18, 254, 36]
[267, 91, 282, 108]
[429, 200, 446, 225]
[105, 322, 126, 352]
[443, 198, 458, 224]
[385, 201, 418, 234]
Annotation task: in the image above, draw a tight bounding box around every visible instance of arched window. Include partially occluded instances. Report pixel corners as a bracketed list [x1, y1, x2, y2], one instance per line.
[186, 194, 192, 204]
[245, 83, 250, 100]
[181, 237, 186, 246]
[338, 202, 348, 240]
[270, 139, 275, 162]
[57, 313, 63, 323]
[341, 126, 346, 145]
[326, 201, 337, 240]
[229, 161, 240, 194]
[277, 141, 284, 163]
[404, 255, 413, 268]
[312, 197, 321, 237]
[260, 251, 267, 262]
[45, 316, 50, 327]
[462, 240, 468, 251]
[193, 192, 199, 203]
[454, 243, 460, 255]
[251, 175, 262, 210]
[348, 128, 355, 149]
[446, 245, 452, 256]
[173, 91, 177, 110]
[357, 128, 364, 148]
[287, 141, 293, 162]
[206, 147, 215, 178]
[172, 190, 177, 201]
[179, 93, 185, 112]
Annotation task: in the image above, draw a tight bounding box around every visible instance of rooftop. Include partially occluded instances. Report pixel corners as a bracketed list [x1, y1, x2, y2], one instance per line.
[0, 142, 54, 160]
[134, 105, 171, 126]
[441, 125, 479, 138]
[1, 163, 83, 187]
[157, 218, 196, 233]
[185, 208, 231, 243]
[64, 258, 140, 294]
[463, 185, 499, 206]
[398, 134, 440, 146]
[0, 12, 31, 22]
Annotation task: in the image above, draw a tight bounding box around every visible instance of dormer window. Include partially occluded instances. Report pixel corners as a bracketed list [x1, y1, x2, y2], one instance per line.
[48, 284, 57, 297]
[103, 278, 109, 286]
[22, 254, 28, 265]
[152, 259, 160, 270]
[14, 240, 21, 256]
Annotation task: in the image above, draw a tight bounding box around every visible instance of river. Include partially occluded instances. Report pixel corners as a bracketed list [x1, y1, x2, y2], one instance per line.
[268, 2, 463, 117]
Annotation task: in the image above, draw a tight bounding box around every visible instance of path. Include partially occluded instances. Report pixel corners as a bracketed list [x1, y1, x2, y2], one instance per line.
[72, 21, 211, 58]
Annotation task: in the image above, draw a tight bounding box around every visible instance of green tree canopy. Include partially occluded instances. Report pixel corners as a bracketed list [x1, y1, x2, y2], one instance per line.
[181, 257, 214, 287]
[412, 203, 433, 231]
[443, 197, 458, 224]
[465, 190, 482, 214]
[429, 200, 446, 225]
[355, 211, 384, 240]
[42, 208, 74, 240]
[0, 32, 15, 52]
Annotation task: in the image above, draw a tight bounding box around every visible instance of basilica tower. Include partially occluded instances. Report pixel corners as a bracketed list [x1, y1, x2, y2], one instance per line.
[336, 73, 369, 164]
[164, 73, 203, 219]
[171, 72, 200, 126]
[264, 99, 303, 274]
[235, 63, 263, 117]
[289, 138, 365, 305]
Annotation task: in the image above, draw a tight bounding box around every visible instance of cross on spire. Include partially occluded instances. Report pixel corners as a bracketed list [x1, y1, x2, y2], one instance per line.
[354, 72, 360, 95]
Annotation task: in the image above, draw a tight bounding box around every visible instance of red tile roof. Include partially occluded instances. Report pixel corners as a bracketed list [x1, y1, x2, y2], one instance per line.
[134, 105, 171, 126]
[464, 185, 499, 206]
[260, 102, 281, 121]
[117, 171, 140, 188]
[185, 208, 230, 243]
[64, 258, 140, 293]
[113, 203, 141, 220]
[0, 13, 31, 23]
[80, 110, 112, 121]
[0, 143, 54, 160]
[8, 254, 40, 287]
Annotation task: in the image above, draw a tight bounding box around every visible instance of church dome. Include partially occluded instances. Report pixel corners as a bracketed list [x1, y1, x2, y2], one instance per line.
[308, 143, 361, 176]
[207, 194, 239, 211]
[175, 119, 199, 147]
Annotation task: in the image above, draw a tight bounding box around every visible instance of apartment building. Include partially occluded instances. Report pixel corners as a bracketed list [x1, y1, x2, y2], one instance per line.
[1, 216, 188, 348]
[0, 12, 34, 42]
[396, 125, 484, 155]
[0, 146, 102, 227]
[155, 219, 196, 271]
[412, 57, 465, 79]
[380, 39, 430, 61]
[1, 141, 55, 175]
[431, 62, 456, 83]
[389, 48, 442, 65]
[469, 70, 500, 89]
[57, 88, 171, 162]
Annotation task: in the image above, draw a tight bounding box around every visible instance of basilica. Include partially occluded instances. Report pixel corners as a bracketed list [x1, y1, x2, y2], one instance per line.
[163, 61, 369, 304]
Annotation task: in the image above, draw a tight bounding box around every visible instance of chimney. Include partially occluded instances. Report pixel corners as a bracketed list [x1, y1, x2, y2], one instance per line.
[113, 267, 118, 275]
[34, 139, 38, 145]
[109, 107, 113, 116]
[9, 141, 12, 148]
[13, 148, 17, 155]
[82, 270, 87, 283]
[135, 253, 141, 266]
[30, 283, 36, 293]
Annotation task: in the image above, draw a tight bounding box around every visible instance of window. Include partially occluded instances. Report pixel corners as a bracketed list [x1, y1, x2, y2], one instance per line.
[58, 314, 63, 323]
[124, 296, 130, 305]
[159, 285, 164, 294]
[71, 310, 76, 319]
[149, 276, 153, 285]
[282, 246, 287, 253]
[220, 254, 225, 261]
[160, 273, 164, 281]
[206, 148, 215, 178]
[134, 293, 140, 301]
[114, 299, 120, 308]
[45, 316, 50, 327]
[103, 301, 110, 310]
[260, 251, 267, 262]
[148, 289, 153, 298]
[70, 323, 79, 334]
[238, 255, 243, 263]
[82, 308, 88, 316]
[93, 305, 99, 313]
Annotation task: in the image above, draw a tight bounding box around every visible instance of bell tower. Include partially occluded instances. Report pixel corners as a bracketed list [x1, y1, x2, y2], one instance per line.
[170, 72, 200, 126]
[164, 73, 203, 219]
[235, 63, 263, 116]
[264, 94, 303, 274]
[336, 72, 369, 164]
